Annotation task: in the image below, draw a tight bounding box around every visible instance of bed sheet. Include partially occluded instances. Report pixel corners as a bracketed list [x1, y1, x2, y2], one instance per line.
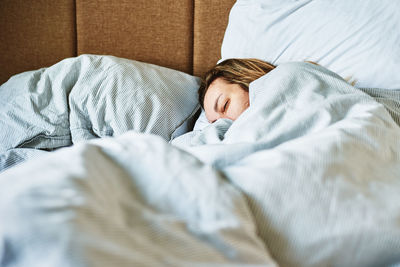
[1, 62, 400, 267]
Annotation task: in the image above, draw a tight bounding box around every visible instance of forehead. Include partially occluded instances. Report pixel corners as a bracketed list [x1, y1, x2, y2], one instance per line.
[204, 78, 226, 103]
[207, 78, 229, 94]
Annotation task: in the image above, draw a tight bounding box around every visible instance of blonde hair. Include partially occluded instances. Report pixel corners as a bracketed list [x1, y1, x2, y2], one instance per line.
[198, 58, 275, 108]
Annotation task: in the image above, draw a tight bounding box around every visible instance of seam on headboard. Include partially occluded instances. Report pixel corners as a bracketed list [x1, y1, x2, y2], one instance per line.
[191, 0, 196, 75]
[73, 0, 78, 57]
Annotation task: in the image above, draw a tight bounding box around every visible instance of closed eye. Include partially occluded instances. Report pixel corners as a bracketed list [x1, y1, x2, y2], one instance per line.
[223, 99, 230, 113]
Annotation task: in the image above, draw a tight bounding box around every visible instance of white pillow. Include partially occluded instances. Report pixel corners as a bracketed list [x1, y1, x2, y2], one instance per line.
[221, 0, 400, 89]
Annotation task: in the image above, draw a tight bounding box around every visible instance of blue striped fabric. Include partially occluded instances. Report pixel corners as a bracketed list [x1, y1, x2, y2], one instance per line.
[0, 55, 201, 171]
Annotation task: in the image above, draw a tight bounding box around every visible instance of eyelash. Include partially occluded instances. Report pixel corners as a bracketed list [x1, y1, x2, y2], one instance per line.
[223, 100, 229, 113]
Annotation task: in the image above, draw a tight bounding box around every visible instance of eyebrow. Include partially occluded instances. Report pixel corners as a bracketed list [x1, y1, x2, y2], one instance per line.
[214, 93, 222, 112]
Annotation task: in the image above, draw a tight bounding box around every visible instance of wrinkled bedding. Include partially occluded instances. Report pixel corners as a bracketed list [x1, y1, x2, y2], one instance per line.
[1, 62, 400, 267]
[0, 54, 200, 171]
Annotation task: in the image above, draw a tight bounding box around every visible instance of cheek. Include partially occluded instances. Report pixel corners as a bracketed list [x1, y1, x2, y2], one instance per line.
[228, 98, 249, 119]
[236, 102, 249, 113]
[235, 92, 250, 112]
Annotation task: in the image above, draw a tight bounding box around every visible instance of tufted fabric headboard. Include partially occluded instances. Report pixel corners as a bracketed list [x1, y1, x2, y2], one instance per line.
[0, 0, 236, 84]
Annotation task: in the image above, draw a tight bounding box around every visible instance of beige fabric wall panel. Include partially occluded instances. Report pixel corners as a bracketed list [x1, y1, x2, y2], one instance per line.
[76, 0, 194, 74]
[193, 0, 235, 77]
[0, 0, 76, 84]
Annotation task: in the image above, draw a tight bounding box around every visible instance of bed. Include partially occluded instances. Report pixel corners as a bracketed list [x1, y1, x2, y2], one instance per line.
[1, 0, 400, 266]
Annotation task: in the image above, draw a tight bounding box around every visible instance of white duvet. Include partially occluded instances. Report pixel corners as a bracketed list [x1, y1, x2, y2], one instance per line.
[1, 62, 399, 267]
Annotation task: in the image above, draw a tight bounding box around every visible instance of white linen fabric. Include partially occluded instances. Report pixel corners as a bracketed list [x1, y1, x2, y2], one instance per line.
[0, 55, 200, 171]
[192, 109, 210, 131]
[0, 133, 277, 267]
[221, 0, 400, 89]
[1, 62, 400, 266]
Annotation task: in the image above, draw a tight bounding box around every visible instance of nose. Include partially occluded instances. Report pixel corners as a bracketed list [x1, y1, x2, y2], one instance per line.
[208, 114, 221, 123]
[209, 114, 232, 123]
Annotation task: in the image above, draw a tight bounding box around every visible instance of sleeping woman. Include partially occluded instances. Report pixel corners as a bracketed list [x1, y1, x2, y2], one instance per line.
[198, 58, 400, 126]
[198, 58, 275, 123]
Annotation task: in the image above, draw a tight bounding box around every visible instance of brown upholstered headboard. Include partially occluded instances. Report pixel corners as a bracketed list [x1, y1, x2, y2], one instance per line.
[0, 0, 236, 85]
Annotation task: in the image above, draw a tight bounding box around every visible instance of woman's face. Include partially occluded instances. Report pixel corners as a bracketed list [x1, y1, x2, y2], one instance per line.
[203, 78, 249, 123]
